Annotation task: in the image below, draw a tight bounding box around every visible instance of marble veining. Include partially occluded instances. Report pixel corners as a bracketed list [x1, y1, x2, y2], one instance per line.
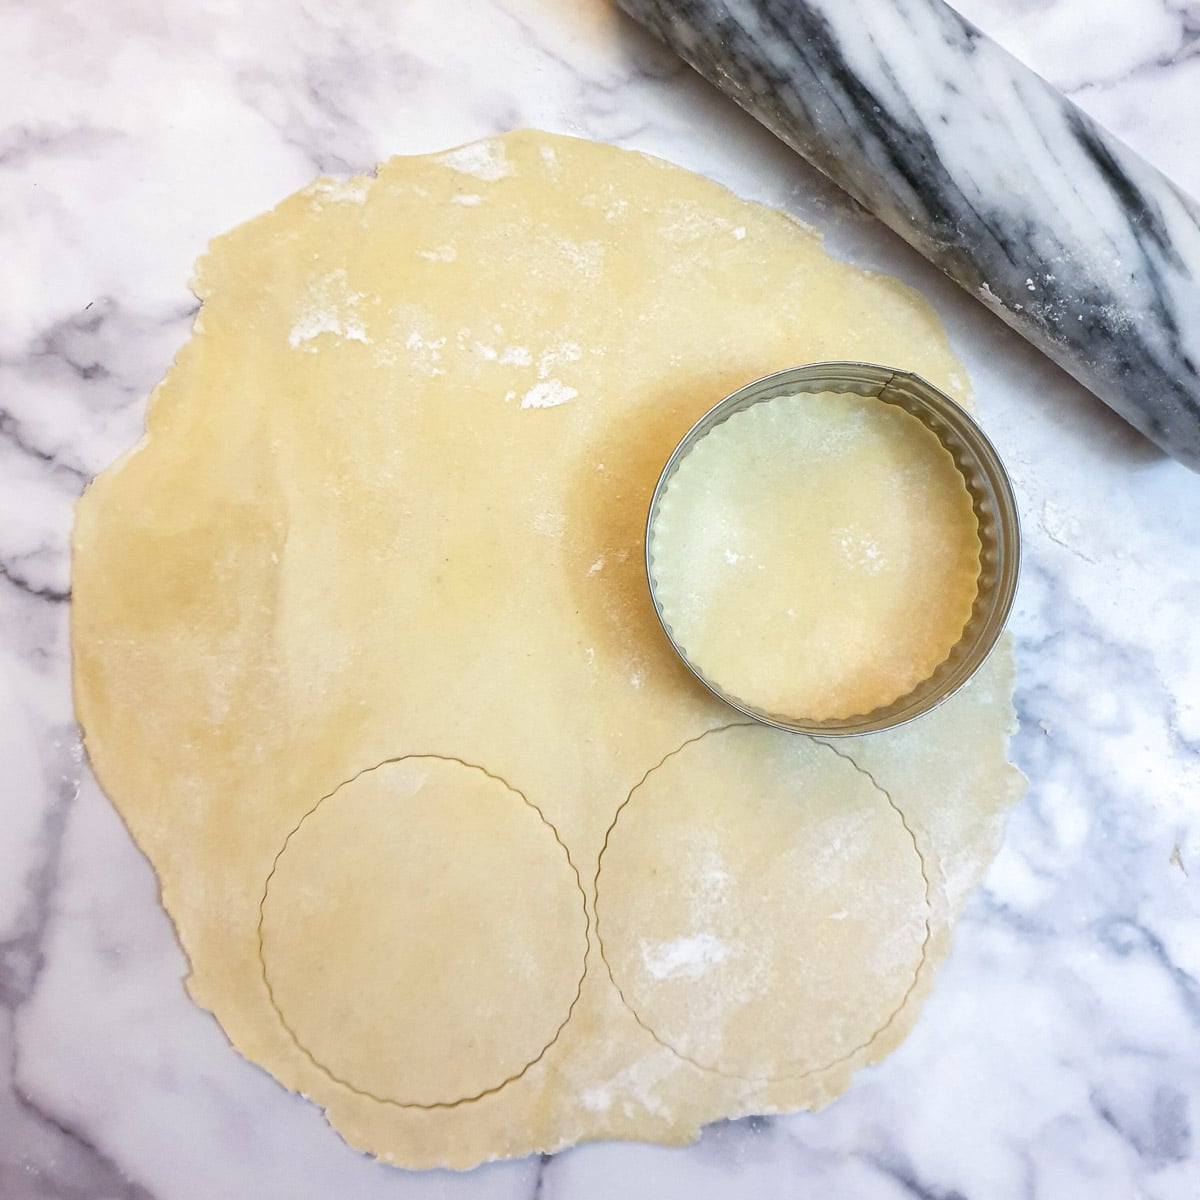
[3, 0, 1200, 1197]
[618, 0, 1200, 471]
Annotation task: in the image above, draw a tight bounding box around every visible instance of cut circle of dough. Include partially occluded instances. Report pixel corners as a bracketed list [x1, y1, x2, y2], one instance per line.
[650, 392, 981, 721]
[259, 756, 587, 1107]
[596, 724, 929, 1079]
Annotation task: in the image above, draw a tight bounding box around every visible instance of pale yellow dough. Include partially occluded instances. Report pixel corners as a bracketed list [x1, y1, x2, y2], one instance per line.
[650, 392, 981, 720]
[72, 131, 1024, 1169]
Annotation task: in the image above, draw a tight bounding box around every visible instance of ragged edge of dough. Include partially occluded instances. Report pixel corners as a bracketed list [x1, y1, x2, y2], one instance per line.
[255, 752, 591, 1110]
[593, 725, 934, 1085]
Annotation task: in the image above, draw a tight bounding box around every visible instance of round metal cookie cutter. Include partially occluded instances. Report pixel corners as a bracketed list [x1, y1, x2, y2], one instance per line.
[645, 361, 1021, 737]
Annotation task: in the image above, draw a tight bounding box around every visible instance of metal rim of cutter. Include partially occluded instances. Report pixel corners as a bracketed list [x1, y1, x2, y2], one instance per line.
[644, 361, 1022, 737]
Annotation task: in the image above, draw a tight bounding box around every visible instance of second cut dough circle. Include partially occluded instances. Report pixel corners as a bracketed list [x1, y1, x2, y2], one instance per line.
[259, 756, 587, 1107]
[596, 725, 930, 1080]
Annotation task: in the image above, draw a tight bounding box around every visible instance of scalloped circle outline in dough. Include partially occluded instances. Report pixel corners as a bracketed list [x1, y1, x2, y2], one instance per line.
[258, 754, 588, 1108]
[595, 727, 931, 1081]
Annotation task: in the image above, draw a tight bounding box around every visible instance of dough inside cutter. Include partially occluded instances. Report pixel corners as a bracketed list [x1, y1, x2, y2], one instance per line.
[649, 391, 981, 722]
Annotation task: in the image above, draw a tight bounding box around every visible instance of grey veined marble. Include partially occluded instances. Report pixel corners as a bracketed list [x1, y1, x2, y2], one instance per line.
[618, 0, 1200, 470]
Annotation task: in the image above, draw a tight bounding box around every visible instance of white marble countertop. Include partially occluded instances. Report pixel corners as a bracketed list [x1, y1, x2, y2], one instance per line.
[3, 1, 1199, 1196]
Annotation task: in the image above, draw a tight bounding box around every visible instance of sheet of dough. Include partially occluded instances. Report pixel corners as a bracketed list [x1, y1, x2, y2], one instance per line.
[71, 131, 1024, 1169]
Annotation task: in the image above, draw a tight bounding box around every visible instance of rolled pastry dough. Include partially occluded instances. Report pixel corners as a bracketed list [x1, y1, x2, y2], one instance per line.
[72, 131, 1023, 1169]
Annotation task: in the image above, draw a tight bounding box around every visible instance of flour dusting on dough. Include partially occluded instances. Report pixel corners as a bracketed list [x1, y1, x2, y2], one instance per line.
[538, 341, 582, 377]
[306, 177, 371, 205]
[404, 330, 447, 376]
[837, 531, 887, 572]
[437, 139, 512, 182]
[522, 381, 578, 409]
[518, 341, 583, 406]
[640, 933, 730, 981]
[289, 269, 370, 349]
[580, 1056, 673, 1118]
[533, 511, 566, 538]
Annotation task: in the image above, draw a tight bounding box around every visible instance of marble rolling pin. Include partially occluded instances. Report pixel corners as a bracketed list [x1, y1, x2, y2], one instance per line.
[618, 0, 1200, 470]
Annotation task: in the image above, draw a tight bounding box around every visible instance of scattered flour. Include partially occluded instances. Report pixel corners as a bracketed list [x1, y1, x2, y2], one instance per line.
[553, 236, 603, 279]
[537, 342, 581, 377]
[404, 330, 447, 376]
[522, 380, 578, 409]
[418, 244, 457, 262]
[837, 531, 886, 572]
[640, 933, 729, 981]
[436, 139, 511, 182]
[532, 511, 566, 538]
[306, 176, 371, 205]
[501, 345, 532, 366]
[289, 268, 371, 350]
[518, 341, 583, 408]
[451, 193, 482, 206]
[579, 1056, 673, 1118]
